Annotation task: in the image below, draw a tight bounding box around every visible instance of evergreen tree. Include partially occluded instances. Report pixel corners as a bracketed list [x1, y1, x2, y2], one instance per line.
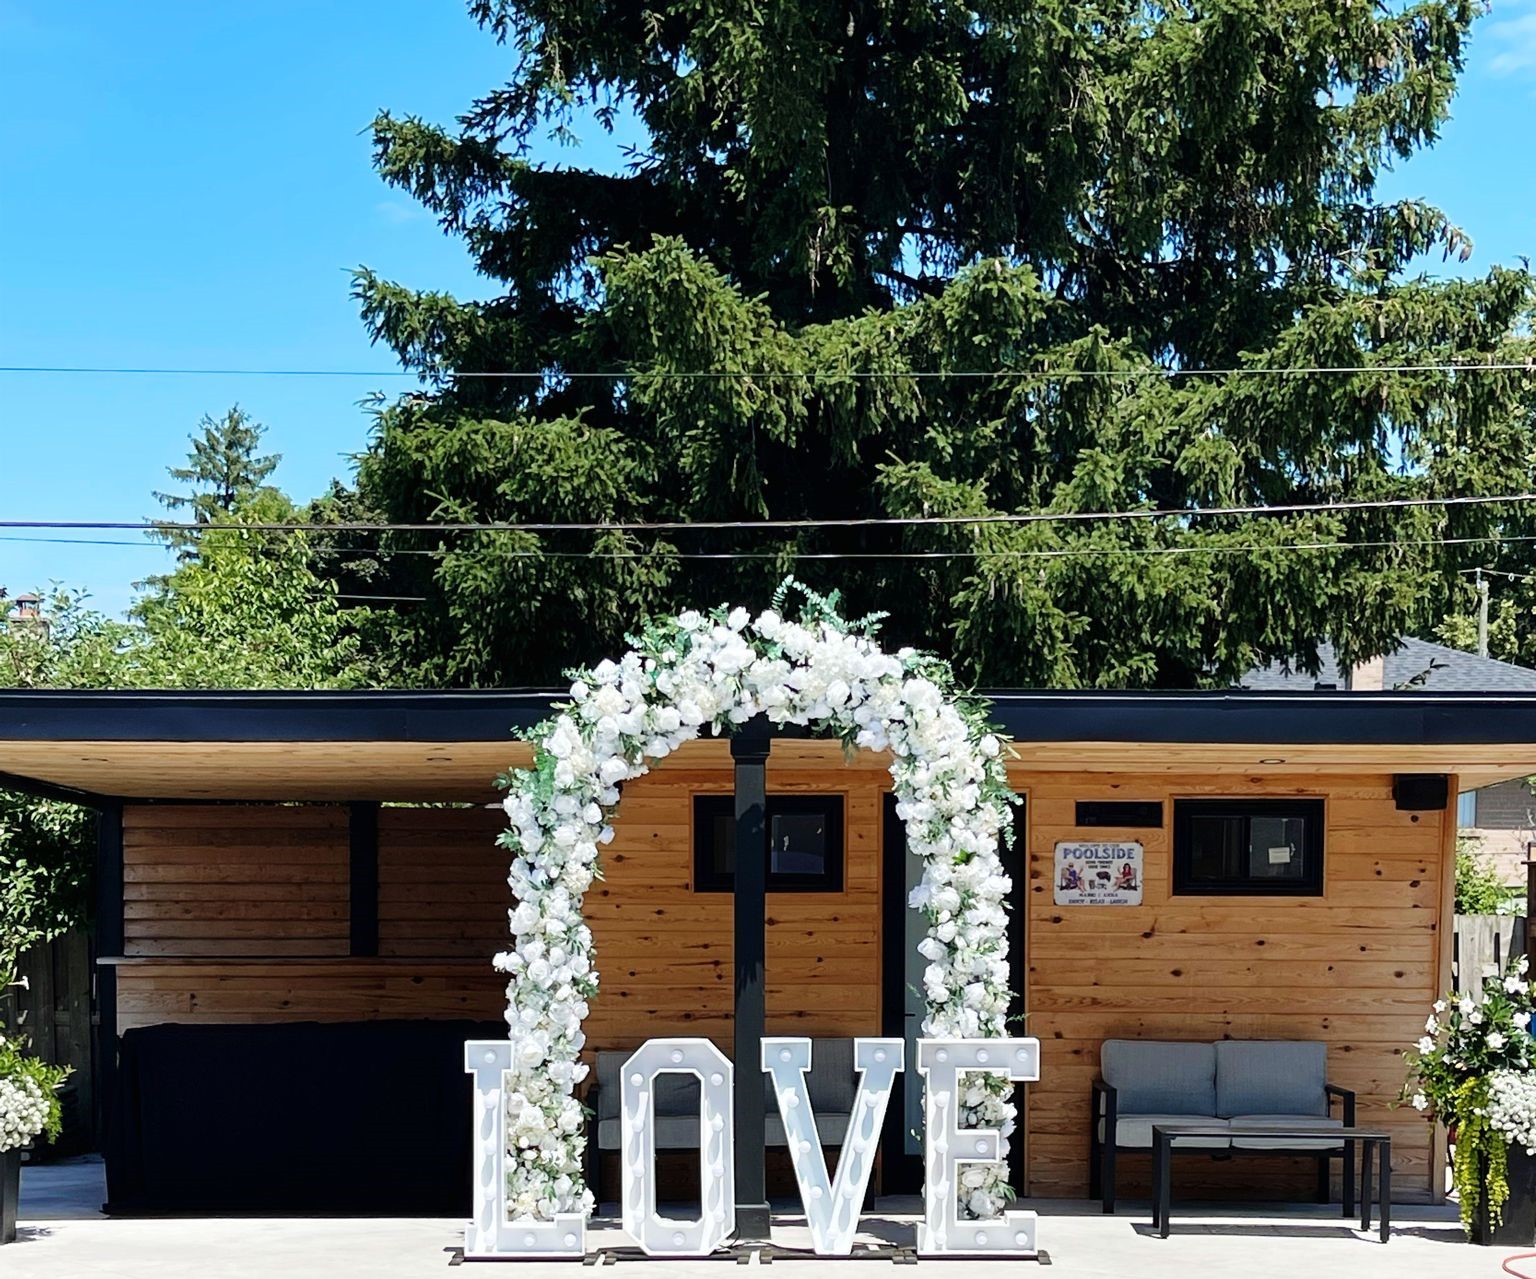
[152, 406, 281, 555]
[349, 0, 1535, 688]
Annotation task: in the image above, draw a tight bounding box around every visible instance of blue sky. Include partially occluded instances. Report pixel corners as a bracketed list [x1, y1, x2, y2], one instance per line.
[1, 0, 1533, 617]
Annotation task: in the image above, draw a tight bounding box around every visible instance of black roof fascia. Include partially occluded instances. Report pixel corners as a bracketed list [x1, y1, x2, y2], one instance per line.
[3, 687, 1536, 747]
[0, 690, 558, 743]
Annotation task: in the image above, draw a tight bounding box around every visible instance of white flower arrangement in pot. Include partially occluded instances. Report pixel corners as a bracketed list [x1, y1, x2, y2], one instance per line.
[1405, 957, 1536, 1242]
[1, 973, 69, 1245]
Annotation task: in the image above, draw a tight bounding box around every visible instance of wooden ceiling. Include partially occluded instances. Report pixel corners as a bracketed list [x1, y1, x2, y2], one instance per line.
[4, 735, 1535, 800]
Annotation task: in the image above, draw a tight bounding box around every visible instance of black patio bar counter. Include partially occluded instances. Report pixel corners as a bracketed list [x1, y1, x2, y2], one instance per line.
[107, 1019, 503, 1215]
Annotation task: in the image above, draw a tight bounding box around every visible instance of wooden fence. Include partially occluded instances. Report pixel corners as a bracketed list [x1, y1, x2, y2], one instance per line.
[1454, 914, 1529, 995]
[13, 930, 96, 1155]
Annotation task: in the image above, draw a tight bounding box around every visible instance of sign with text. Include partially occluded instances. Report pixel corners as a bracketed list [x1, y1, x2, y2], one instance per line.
[1053, 840, 1143, 906]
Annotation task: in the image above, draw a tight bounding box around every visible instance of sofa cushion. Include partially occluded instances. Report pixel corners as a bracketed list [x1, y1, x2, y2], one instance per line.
[599, 1112, 852, 1150]
[1099, 1115, 1230, 1150]
[1101, 1040, 1217, 1115]
[1214, 1041, 1327, 1118]
[1227, 1115, 1345, 1150]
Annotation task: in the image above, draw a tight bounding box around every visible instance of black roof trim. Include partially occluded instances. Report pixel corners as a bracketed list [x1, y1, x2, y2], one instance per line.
[4, 686, 1536, 746]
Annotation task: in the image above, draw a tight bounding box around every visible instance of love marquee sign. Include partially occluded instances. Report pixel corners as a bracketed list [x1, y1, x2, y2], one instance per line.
[466, 1034, 1041, 1260]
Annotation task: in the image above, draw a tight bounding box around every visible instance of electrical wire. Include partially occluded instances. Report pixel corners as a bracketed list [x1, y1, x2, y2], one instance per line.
[6, 490, 1536, 535]
[0, 361, 1532, 380]
[10, 531, 1536, 564]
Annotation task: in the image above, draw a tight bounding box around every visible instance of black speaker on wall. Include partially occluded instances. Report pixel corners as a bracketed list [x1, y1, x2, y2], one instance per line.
[1393, 774, 1450, 811]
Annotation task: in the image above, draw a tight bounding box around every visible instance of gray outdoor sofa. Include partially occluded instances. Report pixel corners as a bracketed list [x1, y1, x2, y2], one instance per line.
[586, 1038, 858, 1203]
[1089, 1039, 1356, 1213]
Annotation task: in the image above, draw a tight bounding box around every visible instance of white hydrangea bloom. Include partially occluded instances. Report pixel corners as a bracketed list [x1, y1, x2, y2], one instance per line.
[1487, 1070, 1536, 1155]
[496, 589, 1019, 1223]
[0, 1074, 50, 1153]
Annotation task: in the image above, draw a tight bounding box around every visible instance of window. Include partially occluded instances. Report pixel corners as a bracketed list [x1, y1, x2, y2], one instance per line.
[1172, 798, 1324, 896]
[1075, 800, 1164, 829]
[693, 794, 844, 892]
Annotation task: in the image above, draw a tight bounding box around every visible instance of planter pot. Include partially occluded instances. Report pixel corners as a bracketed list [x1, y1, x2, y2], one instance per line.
[1472, 1143, 1536, 1246]
[1, 1148, 18, 1245]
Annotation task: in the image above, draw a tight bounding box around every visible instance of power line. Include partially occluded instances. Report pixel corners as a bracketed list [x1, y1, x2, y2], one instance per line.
[0, 360, 1532, 380]
[6, 490, 1536, 536]
[11, 530, 1536, 564]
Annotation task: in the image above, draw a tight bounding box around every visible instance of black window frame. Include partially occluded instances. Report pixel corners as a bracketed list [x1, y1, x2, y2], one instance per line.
[692, 794, 845, 893]
[1171, 798, 1325, 897]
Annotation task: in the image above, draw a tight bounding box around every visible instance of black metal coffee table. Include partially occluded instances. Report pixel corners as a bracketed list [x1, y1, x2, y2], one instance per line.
[1150, 1123, 1392, 1242]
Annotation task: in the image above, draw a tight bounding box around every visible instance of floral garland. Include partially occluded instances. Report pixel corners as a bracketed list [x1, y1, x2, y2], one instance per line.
[1405, 956, 1534, 1233]
[496, 581, 1018, 1223]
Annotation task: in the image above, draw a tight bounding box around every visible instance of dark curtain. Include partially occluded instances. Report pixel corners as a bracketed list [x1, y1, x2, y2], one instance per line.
[107, 1019, 504, 1215]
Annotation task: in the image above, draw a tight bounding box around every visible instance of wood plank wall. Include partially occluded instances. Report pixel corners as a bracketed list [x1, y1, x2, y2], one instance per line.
[111, 765, 1449, 1202]
[113, 763, 887, 1051]
[1015, 769, 1447, 1202]
[122, 806, 350, 958]
[583, 766, 882, 1051]
[378, 806, 509, 958]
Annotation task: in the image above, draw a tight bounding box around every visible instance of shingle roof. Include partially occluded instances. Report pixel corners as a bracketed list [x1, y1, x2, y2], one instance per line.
[1241, 636, 1536, 693]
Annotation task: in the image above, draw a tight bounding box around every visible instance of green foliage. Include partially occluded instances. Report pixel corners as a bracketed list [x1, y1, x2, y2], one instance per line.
[1457, 838, 1511, 916]
[1451, 1075, 1507, 1233]
[344, 0, 1535, 687]
[132, 489, 373, 690]
[152, 405, 282, 556]
[0, 798, 91, 984]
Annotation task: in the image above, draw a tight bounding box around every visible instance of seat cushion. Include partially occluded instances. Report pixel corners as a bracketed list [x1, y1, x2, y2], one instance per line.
[1101, 1040, 1217, 1115]
[598, 1112, 851, 1150]
[1099, 1114, 1229, 1150]
[1228, 1115, 1345, 1150]
[1215, 1041, 1327, 1118]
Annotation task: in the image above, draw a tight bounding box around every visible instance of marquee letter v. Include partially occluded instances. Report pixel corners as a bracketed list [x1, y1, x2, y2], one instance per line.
[761, 1037, 904, 1255]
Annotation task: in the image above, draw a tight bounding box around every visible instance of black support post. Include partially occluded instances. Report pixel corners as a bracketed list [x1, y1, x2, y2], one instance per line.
[1524, 847, 1536, 977]
[731, 717, 772, 1243]
[95, 800, 124, 1206]
[349, 802, 380, 958]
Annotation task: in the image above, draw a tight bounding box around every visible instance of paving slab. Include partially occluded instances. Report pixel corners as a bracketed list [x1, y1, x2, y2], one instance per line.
[1, 1160, 1503, 1279]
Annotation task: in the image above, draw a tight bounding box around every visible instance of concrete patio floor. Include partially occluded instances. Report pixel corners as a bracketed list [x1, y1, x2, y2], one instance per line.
[2, 1158, 1512, 1279]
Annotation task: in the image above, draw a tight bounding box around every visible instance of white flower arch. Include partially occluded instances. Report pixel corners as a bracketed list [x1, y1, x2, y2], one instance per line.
[497, 582, 1018, 1222]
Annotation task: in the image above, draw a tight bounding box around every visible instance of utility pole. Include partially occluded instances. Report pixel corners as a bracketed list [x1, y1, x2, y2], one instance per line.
[1477, 569, 1490, 659]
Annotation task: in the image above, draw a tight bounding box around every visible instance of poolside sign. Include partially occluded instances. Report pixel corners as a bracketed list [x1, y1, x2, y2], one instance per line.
[1053, 840, 1143, 906]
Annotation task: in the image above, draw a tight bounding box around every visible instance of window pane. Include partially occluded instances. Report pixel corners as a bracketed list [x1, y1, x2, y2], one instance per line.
[1173, 799, 1322, 895]
[1248, 815, 1305, 880]
[712, 813, 736, 876]
[770, 812, 827, 876]
[1187, 814, 1244, 882]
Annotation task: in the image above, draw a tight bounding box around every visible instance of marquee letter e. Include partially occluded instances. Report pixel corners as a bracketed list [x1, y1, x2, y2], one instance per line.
[916, 1037, 1041, 1256]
